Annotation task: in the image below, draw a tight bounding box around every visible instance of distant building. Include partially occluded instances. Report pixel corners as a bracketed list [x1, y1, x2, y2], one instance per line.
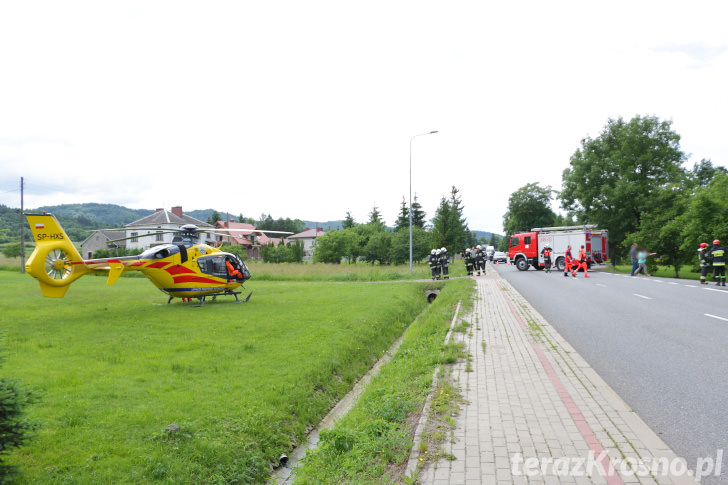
[214, 220, 280, 260]
[80, 230, 126, 259]
[123, 206, 214, 251]
[288, 227, 325, 261]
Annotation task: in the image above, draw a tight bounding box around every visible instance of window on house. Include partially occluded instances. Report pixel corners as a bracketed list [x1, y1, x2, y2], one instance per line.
[156, 231, 164, 242]
[131, 232, 138, 242]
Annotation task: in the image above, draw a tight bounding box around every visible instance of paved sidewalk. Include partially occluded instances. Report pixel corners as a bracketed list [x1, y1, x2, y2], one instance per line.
[416, 271, 701, 485]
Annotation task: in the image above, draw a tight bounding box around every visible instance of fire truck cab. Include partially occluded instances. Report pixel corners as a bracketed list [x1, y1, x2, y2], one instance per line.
[508, 225, 608, 272]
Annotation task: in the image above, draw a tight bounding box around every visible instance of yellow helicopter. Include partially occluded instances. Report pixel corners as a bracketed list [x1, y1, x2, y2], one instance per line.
[24, 212, 290, 304]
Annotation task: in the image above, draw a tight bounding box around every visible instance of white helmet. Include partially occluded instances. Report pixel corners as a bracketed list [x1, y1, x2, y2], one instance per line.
[476, 245, 482, 249]
[441, 247, 447, 252]
[431, 249, 436, 255]
[436, 249, 441, 254]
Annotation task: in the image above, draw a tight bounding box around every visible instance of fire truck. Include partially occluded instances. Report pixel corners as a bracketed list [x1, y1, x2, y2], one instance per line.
[507, 225, 608, 271]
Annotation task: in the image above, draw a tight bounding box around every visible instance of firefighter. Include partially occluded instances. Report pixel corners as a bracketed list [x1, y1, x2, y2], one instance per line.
[563, 245, 574, 277]
[698, 242, 710, 284]
[541, 245, 552, 273]
[474, 246, 485, 276]
[464, 249, 474, 276]
[440, 247, 450, 279]
[708, 239, 726, 286]
[571, 245, 589, 277]
[429, 249, 440, 280]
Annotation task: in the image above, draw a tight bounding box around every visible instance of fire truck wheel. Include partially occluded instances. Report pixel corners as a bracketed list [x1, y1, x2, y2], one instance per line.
[555, 257, 565, 272]
[515, 257, 529, 271]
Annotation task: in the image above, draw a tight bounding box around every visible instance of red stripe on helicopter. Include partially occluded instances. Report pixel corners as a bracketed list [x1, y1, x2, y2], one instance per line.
[146, 262, 170, 269]
[165, 265, 196, 275]
[173, 275, 225, 285]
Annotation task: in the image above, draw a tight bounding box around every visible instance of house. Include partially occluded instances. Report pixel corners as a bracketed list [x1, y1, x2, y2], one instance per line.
[123, 206, 214, 251]
[213, 220, 280, 260]
[80, 230, 126, 259]
[287, 227, 325, 261]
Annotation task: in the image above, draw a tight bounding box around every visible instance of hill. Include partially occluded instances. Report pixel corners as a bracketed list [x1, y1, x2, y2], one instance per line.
[0, 203, 501, 245]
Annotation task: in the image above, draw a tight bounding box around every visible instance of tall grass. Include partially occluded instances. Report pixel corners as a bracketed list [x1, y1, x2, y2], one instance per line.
[1, 271, 433, 483]
[246, 261, 467, 281]
[294, 278, 475, 483]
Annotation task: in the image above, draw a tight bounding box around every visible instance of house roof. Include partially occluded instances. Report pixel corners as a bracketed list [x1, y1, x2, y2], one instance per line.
[80, 230, 127, 247]
[215, 221, 273, 246]
[126, 209, 211, 228]
[289, 228, 325, 239]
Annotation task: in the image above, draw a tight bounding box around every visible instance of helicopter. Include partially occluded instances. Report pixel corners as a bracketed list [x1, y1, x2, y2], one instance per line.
[24, 212, 291, 305]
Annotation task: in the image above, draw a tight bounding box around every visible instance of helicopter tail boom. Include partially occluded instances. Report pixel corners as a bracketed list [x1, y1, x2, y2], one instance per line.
[25, 213, 89, 297]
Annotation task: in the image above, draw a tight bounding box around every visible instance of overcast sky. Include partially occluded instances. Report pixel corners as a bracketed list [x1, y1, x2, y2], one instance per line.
[1, 1, 726, 234]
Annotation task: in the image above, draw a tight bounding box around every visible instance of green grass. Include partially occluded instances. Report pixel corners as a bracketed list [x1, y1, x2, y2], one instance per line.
[1, 270, 436, 483]
[246, 260, 467, 281]
[294, 278, 475, 484]
[601, 264, 706, 280]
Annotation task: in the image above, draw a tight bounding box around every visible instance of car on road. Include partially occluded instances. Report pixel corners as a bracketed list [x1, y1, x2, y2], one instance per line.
[493, 251, 508, 263]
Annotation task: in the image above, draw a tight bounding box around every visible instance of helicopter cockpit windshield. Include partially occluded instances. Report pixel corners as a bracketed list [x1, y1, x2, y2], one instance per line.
[140, 244, 181, 260]
[196, 254, 250, 281]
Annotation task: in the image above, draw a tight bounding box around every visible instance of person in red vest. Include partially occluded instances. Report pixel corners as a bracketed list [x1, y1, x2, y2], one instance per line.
[571, 245, 589, 278]
[563, 245, 574, 277]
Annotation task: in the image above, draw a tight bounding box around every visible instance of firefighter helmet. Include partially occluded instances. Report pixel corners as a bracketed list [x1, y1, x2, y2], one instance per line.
[714, 239, 721, 245]
[431, 249, 436, 255]
[441, 247, 447, 252]
[700, 242, 708, 248]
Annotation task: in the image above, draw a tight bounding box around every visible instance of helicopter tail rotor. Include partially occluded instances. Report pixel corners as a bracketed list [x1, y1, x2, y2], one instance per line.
[25, 214, 89, 297]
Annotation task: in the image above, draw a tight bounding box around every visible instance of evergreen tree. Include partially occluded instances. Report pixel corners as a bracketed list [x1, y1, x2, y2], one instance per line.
[368, 205, 386, 229]
[431, 186, 468, 253]
[412, 194, 427, 229]
[394, 197, 409, 231]
[342, 211, 356, 229]
[1, 336, 38, 480]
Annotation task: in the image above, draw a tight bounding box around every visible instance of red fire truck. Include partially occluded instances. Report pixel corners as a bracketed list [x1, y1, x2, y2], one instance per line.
[507, 225, 608, 271]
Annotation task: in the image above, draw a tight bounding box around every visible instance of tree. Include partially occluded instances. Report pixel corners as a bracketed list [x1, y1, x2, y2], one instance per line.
[1, 243, 22, 259]
[502, 183, 555, 235]
[368, 205, 385, 228]
[431, 186, 468, 253]
[394, 197, 409, 232]
[687, 159, 728, 189]
[412, 194, 427, 229]
[314, 230, 354, 264]
[679, 171, 728, 256]
[561, 115, 687, 263]
[626, 184, 690, 277]
[342, 211, 356, 229]
[364, 231, 392, 265]
[488, 234, 498, 248]
[1, 336, 38, 480]
[389, 226, 431, 264]
[207, 210, 222, 225]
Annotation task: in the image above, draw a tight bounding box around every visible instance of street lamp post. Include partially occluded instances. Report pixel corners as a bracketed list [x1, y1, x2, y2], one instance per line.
[409, 130, 438, 273]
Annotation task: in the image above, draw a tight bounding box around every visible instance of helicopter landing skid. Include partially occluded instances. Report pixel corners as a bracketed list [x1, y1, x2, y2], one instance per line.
[209, 290, 252, 304]
[168, 290, 251, 305]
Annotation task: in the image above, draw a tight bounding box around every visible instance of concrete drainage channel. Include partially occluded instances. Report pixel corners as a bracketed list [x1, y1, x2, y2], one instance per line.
[272, 289, 443, 483]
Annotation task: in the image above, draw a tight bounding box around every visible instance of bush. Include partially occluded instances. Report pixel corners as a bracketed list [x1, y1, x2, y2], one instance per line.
[0, 336, 39, 482]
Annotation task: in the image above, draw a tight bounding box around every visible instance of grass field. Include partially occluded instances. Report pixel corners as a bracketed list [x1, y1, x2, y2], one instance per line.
[1, 270, 443, 483]
[239, 260, 465, 281]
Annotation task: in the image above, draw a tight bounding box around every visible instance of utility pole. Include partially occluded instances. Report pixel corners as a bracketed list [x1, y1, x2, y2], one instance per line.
[20, 177, 25, 273]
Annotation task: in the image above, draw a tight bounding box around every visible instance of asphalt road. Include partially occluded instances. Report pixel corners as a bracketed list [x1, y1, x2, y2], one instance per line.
[491, 262, 728, 484]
